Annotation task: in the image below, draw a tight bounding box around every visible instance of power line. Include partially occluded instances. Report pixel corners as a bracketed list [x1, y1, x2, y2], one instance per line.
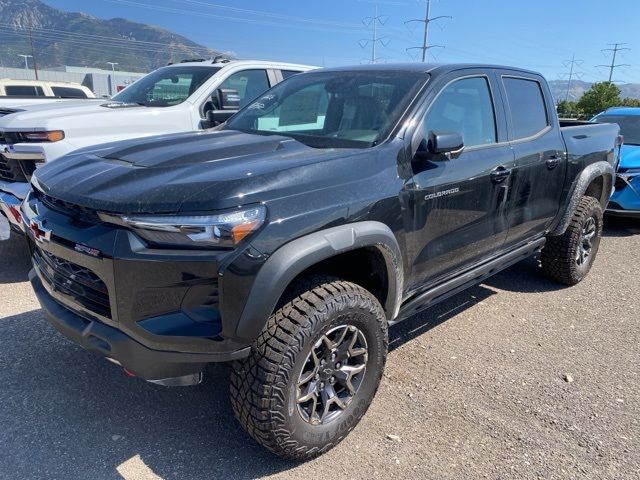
[561, 54, 584, 103]
[359, 5, 390, 64]
[596, 43, 631, 82]
[405, 0, 451, 62]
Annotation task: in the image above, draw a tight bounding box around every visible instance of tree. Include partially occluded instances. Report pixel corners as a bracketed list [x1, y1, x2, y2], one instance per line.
[576, 82, 621, 118]
[556, 100, 582, 118]
[621, 97, 640, 108]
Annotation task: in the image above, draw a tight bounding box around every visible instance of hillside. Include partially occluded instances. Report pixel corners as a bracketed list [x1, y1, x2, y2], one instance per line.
[549, 79, 640, 102]
[0, 0, 221, 73]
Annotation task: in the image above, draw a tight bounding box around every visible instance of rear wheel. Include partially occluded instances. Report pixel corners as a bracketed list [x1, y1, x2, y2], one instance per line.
[541, 196, 603, 285]
[229, 277, 388, 460]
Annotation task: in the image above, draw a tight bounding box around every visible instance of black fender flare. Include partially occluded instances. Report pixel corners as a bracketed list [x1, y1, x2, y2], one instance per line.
[234, 221, 404, 341]
[549, 161, 614, 236]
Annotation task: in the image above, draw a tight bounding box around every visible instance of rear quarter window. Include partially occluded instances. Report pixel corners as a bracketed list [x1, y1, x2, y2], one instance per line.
[503, 77, 549, 139]
[51, 86, 88, 98]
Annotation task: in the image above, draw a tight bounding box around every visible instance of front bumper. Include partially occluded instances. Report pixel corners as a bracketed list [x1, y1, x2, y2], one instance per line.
[22, 192, 260, 380]
[31, 270, 249, 380]
[0, 189, 25, 235]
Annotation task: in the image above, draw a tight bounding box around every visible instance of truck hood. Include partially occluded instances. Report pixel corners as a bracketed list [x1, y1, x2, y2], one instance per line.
[619, 144, 640, 170]
[0, 98, 89, 111]
[0, 99, 145, 129]
[33, 129, 364, 213]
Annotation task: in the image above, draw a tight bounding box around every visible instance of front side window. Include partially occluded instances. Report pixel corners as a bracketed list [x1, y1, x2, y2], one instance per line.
[226, 70, 427, 149]
[503, 77, 549, 139]
[216, 69, 270, 109]
[424, 76, 497, 147]
[112, 66, 220, 107]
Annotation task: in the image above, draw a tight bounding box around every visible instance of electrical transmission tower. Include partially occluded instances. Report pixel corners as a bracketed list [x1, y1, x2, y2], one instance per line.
[561, 54, 584, 103]
[596, 43, 630, 82]
[405, 0, 452, 62]
[359, 5, 390, 64]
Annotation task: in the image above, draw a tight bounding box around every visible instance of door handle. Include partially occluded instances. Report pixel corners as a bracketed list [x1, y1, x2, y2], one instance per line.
[546, 155, 560, 170]
[490, 166, 512, 183]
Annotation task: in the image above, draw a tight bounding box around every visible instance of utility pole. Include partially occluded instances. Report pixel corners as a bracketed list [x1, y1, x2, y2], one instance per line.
[107, 62, 118, 96]
[359, 5, 390, 64]
[18, 54, 33, 71]
[561, 54, 584, 103]
[596, 43, 630, 82]
[27, 24, 39, 80]
[406, 0, 452, 62]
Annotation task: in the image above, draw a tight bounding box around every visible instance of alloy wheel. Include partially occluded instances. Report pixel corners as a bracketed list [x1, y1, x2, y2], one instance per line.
[296, 325, 368, 425]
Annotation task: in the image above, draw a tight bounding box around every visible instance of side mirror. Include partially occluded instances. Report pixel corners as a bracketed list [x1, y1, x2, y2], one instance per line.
[216, 88, 241, 111]
[427, 130, 464, 156]
[202, 109, 234, 129]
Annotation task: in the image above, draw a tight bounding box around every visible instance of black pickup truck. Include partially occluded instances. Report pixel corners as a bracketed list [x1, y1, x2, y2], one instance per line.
[20, 64, 620, 459]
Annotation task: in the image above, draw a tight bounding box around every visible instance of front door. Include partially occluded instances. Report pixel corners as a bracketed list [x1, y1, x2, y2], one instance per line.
[404, 73, 514, 292]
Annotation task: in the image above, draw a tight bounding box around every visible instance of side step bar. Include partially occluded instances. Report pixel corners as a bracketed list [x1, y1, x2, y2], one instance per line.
[392, 237, 546, 325]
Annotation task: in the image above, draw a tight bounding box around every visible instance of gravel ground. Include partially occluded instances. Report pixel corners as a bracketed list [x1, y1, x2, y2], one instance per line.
[0, 219, 638, 480]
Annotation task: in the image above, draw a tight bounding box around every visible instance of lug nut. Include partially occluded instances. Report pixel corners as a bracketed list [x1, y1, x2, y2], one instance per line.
[335, 362, 341, 369]
[330, 376, 336, 384]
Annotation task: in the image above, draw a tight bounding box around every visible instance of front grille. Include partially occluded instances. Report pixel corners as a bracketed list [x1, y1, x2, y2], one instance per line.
[0, 153, 28, 182]
[34, 248, 111, 319]
[34, 189, 101, 224]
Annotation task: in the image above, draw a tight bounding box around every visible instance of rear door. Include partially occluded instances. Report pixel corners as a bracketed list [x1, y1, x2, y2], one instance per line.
[497, 72, 567, 249]
[404, 70, 515, 290]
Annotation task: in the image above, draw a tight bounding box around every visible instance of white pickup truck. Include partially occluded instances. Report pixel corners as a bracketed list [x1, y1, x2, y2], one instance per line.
[0, 59, 315, 237]
[0, 80, 96, 116]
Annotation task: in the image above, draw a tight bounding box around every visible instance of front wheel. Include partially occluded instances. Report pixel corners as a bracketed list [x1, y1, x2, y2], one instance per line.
[229, 277, 388, 460]
[541, 196, 603, 285]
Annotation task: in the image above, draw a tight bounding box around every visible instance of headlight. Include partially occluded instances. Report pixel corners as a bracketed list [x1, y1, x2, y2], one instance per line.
[17, 130, 65, 142]
[99, 205, 266, 248]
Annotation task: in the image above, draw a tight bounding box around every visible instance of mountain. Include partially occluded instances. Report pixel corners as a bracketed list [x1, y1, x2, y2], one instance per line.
[0, 0, 222, 73]
[548, 79, 640, 102]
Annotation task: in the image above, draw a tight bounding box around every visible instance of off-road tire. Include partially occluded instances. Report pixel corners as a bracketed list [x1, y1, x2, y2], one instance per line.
[541, 196, 603, 285]
[230, 276, 388, 460]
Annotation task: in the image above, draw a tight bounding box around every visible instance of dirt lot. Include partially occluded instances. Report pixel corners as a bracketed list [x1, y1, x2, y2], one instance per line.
[0, 219, 638, 480]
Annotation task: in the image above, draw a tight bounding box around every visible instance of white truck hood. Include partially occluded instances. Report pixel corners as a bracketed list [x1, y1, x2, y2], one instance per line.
[0, 100, 193, 147]
[0, 98, 91, 110]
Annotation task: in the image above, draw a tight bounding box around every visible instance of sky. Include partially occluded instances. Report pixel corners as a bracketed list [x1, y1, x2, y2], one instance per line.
[42, 0, 640, 84]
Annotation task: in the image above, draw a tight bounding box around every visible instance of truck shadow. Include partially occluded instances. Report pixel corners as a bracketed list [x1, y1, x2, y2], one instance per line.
[0, 233, 31, 284]
[603, 216, 640, 237]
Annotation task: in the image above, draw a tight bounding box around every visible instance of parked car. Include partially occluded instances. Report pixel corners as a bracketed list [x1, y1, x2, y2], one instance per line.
[592, 107, 640, 218]
[0, 79, 95, 109]
[21, 63, 620, 459]
[0, 78, 95, 99]
[0, 59, 315, 235]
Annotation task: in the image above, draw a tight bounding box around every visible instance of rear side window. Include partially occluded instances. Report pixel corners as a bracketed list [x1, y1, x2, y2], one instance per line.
[424, 76, 497, 147]
[281, 70, 301, 80]
[503, 77, 549, 139]
[51, 86, 88, 98]
[5, 85, 45, 97]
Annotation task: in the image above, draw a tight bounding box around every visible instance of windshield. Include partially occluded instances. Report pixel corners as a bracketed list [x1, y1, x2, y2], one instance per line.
[225, 70, 428, 148]
[593, 114, 640, 145]
[112, 66, 220, 107]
